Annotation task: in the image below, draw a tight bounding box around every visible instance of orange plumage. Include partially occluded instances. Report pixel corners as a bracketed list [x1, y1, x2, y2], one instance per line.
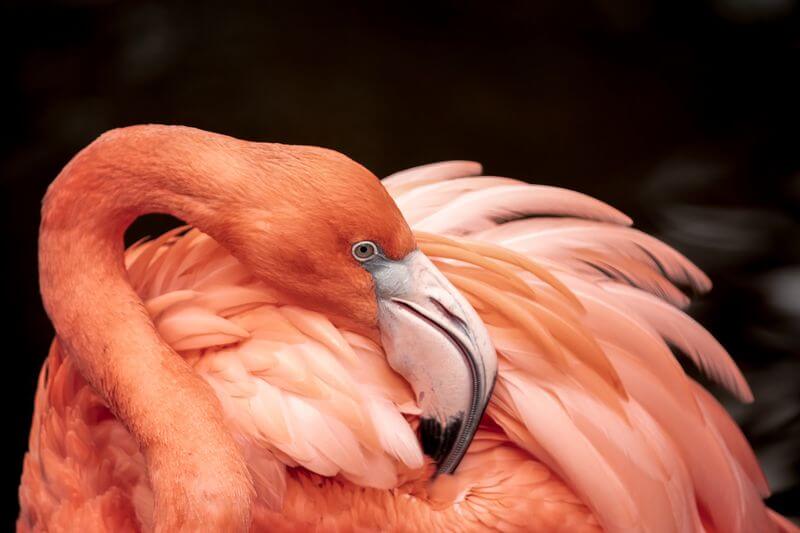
[18, 126, 797, 532]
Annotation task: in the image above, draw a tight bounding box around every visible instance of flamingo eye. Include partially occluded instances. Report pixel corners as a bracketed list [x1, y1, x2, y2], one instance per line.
[352, 241, 379, 262]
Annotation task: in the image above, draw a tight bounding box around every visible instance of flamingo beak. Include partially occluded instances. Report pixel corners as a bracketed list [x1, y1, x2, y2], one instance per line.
[370, 250, 497, 474]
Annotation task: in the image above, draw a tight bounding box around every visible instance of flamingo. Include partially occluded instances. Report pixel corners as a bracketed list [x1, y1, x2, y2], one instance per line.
[18, 125, 796, 532]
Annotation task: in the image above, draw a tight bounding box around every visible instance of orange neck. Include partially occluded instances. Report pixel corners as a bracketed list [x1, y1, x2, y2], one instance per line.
[38, 125, 266, 528]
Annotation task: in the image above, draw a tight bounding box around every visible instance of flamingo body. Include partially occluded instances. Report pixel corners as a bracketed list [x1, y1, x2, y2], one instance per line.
[19, 130, 796, 532]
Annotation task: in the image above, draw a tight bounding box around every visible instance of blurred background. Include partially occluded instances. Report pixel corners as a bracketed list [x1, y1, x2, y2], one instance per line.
[2, 0, 798, 525]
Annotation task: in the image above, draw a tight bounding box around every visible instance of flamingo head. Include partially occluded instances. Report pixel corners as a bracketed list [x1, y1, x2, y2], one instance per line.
[219, 143, 497, 475]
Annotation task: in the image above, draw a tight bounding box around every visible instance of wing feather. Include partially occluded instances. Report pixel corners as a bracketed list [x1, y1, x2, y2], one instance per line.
[477, 218, 710, 294]
[605, 284, 753, 402]
[382, 160, 483, 194]
[413, 185, 631, 236]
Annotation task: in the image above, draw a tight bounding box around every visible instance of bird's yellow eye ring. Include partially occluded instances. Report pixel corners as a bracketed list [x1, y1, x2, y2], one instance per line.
[352, 241, 378, 262]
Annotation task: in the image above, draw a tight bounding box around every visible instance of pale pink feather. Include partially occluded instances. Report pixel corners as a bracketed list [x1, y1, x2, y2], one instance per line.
[412, 184, 633, 235]
[381, 160, 483, 194]
[476, 217, 711, 294]
[393, 176, 522, 225]
[604, 284, 753, 402]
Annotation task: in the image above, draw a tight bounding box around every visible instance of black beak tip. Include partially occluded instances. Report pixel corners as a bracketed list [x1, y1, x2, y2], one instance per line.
[419, 414, 464, 475]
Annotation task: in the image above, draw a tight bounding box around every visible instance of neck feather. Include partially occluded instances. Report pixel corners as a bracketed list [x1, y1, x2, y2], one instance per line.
[38, 125, 274, 499]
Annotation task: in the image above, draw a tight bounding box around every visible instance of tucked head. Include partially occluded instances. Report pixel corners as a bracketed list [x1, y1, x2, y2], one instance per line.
[208, 141, 497, 475]
[87, 126, 498, 476]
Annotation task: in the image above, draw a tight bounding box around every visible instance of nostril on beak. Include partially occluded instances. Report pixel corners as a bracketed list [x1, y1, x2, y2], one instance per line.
[428, 297, 469, 334]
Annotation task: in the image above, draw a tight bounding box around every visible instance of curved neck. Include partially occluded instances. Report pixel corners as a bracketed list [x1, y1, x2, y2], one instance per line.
[38, 125, 271, 466]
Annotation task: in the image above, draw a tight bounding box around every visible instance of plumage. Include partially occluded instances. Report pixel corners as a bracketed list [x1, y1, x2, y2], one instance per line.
[603, 284, 752, 402]
[409, 184, 633, 235]
[476, 217, 711, 295]
[19, 130, 795, 533]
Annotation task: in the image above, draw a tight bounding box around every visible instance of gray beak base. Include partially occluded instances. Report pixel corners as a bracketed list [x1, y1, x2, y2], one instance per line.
[371, 251, 497, 475]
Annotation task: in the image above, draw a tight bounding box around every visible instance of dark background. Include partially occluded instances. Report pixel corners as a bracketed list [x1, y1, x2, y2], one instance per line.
[2, 0, 798, 525]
